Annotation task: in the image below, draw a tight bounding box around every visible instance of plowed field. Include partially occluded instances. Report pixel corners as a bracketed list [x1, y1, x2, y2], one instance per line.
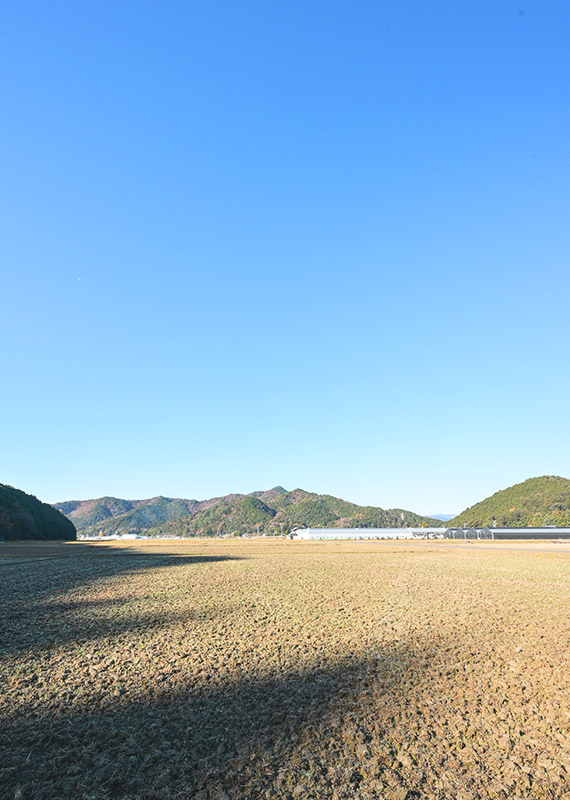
[1, 539, 570, 799]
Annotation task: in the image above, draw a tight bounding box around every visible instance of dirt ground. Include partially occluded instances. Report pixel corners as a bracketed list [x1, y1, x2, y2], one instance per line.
[1, 538, 570, 799]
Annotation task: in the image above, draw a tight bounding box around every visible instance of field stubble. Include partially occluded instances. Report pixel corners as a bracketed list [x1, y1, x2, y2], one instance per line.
[1, 539, 570, 800]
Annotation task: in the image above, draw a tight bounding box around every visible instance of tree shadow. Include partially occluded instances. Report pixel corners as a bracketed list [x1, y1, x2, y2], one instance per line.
[1, 633, 446, 800]
[0, 541, 144, 559]
[0, 544, 238, 600]
[0, 547, 241, 657]
[0, 598, 241, 658]
[0, 547, 456, 800]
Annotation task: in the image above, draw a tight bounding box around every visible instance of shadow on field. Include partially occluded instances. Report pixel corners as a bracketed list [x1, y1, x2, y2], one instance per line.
[0, 547, 241, 656]
[0, 542, 238, 600]
[1, 634, 444, 800]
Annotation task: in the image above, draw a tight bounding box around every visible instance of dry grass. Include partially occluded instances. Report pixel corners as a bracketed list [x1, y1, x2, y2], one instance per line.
[1, 538, 570, 799]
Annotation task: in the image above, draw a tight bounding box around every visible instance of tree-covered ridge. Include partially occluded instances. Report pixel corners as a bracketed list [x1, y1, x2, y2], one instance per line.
[0, 484, 76, 541]
[56, 497, 139, 528]
[55, 487, 441, 538]
[450, 475, 570, 528]
[54, 496, 203, 531]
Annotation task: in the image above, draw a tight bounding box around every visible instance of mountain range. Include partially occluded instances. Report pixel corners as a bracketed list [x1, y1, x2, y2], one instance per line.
[56, 475, 570, 538]
[54, 487, 442, 538]
[3, 474, 568, 542]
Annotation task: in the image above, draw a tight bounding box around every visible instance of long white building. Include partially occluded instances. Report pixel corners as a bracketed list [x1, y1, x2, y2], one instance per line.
[290, 526, 570, 541]
[290, 527, 446, 540]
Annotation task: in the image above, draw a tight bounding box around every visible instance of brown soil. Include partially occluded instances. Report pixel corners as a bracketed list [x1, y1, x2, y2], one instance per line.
[1, 539, 570, 799]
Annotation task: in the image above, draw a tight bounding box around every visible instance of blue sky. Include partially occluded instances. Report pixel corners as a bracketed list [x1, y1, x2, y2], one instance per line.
[2, 1, 570, 513]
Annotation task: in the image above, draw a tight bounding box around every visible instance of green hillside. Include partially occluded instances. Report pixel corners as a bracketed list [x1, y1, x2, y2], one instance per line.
[450, 475, 570, 528]
[159, 496, 278, 537]
[55, 487, 441, 538]
[0, 484, 76, 541]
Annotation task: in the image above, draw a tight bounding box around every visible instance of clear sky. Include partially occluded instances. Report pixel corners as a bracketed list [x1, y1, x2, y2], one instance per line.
[2, 1, 570, 514]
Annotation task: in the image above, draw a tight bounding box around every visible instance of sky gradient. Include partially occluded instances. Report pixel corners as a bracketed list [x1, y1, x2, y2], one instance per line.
[2, 1, 570, 514]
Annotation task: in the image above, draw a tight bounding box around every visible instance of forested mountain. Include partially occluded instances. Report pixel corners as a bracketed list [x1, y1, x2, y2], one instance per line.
[450, 475, 570, 528]
[54, 487, 441, 538]
[0, 484, 76, 541]
[57, 496, 203, 532]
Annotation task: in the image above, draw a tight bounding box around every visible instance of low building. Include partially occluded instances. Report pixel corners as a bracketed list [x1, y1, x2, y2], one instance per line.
[290, 527, 446, 540]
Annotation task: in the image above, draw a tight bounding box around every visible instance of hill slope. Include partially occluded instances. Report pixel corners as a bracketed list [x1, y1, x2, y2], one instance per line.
[1, 484, 76, 541]
[54, 488, 441, 538]
[450, 475, 570, 528]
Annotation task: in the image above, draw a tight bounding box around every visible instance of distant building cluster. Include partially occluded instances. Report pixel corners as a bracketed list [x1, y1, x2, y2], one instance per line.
[79, 532, 146, 541]
[78, 526, 570, 542]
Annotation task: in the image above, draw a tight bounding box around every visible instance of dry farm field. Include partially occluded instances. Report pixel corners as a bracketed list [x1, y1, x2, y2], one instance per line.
[1, 538, 570, 800]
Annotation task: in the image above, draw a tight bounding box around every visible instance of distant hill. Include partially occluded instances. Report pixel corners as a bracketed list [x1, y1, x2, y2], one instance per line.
[54, 487, 442, 538]
[450, 476, 570, 528]
[58, 496, 203, 532]
[1, 483, 76, 541]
